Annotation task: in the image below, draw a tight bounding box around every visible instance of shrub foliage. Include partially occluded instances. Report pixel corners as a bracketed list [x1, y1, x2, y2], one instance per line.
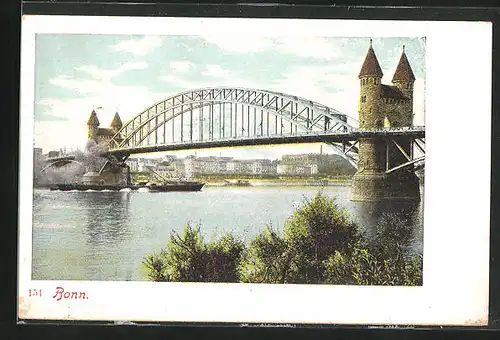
[142, 224, 245, 282]
[143, 192, 423, 286]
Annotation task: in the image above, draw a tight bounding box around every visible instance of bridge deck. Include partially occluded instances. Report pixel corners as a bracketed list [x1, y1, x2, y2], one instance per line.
[107, 128, 425, 156]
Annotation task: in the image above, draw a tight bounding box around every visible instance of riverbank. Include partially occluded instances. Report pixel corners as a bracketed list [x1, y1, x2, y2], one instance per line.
[200, 178, 352, 187]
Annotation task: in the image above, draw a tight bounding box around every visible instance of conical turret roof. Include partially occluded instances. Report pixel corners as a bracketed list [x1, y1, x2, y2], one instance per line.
[110, 112, 123, 128]
[392, 46, 415, 83]
[358, 40, 384, 78]
[87, 110, 100, 126]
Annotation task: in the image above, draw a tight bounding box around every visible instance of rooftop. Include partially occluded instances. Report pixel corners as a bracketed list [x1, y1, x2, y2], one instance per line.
[358, 40, 384, 78]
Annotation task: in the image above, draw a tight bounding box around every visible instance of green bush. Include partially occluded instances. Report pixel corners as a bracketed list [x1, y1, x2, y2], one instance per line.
[142, 224, 245, 282]
[282, 192, 362, 283]
[238, 225, 293, 284]
[143, 192, 423, 286]
[324, 248, 423, 286]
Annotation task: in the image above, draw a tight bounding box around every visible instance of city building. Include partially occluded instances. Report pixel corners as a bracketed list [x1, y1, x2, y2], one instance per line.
[251, 159, 277, 175]
[125, 158, 139, 172]
[277, 163, 317, 176]
[33, 147, 43, 183]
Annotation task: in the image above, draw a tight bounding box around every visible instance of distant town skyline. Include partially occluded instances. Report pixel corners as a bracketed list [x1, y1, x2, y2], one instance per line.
[34, 35, 425, 159]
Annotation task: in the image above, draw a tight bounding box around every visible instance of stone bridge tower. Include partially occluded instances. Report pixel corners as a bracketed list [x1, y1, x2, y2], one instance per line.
[350, 40, 420, 201]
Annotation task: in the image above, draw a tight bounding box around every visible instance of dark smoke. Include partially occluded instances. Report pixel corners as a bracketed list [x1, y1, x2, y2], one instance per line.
[34, 141, 112, 186]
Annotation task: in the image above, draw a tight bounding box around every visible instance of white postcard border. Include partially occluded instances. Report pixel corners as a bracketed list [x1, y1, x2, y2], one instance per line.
[18, 16, 491, 325]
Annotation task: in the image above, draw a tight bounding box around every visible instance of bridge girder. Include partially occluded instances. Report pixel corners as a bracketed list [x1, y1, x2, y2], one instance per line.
[109, 87, 353, 149]
[106, 86, 425, 174]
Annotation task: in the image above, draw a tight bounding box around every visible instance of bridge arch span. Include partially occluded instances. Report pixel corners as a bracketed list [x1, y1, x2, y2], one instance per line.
[40, 160, 86, 173]
[109, 87, 357, 153]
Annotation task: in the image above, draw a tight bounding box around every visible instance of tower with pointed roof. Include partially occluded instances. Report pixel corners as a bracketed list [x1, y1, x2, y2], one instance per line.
[87, 109, 100, 143]
[351, 40, 420, 201]
[358, 38, 384, 130]
[391, 45, 416, 127]
[86, 109, 123, 148]
[110, 112, 123, 134]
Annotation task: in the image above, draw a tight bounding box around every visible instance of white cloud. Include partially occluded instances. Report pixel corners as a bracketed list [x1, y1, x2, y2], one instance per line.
[201, 35, 274, 53]
[110, 36, 163, 56]
[36, 74, 167, 152]
[413, 78, 425, 126]
[275, 36, 346, 60]
[160, 64, 258, 90]
[267, 63, 361, 120]
[48, 76, 104, 95]
[201, 35, 346, 60]
[169, 60, 194, 73]
[201, 65, 231, 79]
[75, 61, 148, 81]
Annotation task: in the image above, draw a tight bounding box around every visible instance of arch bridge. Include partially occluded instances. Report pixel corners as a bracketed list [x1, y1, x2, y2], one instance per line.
[101, 87, 425, 174]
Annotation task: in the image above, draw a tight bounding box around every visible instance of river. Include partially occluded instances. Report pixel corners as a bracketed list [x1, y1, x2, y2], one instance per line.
[31, 185, 424, 281]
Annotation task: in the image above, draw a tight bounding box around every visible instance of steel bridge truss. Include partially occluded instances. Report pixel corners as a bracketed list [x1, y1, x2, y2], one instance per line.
[110, 87, 353, 149]
[107, 87, 424, 174]
[385, 138, 425, 174]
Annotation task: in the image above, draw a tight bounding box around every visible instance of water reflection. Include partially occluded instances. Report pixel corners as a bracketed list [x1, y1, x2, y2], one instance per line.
[350, 198, 423, 258]
[79, 192, 132, 247]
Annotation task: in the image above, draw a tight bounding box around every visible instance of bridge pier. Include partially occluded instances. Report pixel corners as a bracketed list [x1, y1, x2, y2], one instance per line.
[350, 170, 420, 202]
[350, 41, 422, 202]
[350, 136, 420, 201]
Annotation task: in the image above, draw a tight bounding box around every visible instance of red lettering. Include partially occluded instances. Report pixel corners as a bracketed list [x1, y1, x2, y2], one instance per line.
[52, 287, 89, 301]
[53, 287, 64, 301]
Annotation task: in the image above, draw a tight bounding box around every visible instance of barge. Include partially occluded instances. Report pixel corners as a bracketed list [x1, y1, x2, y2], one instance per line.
[50, 181, 205, 192]
[223, 179, 252, 187]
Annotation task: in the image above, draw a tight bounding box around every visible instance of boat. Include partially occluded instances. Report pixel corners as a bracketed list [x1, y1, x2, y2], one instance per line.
[50, 181, 204, 192]
[223, 179, 252, 187]
[50, 166, 205, 192]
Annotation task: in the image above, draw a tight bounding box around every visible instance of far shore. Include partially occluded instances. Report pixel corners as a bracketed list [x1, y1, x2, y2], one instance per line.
[199, 178, 352, 187]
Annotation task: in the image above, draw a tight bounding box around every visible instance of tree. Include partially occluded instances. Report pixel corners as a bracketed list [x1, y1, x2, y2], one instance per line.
[143, 192, 423, 286]
[282, 192, 362, 283]
[238, 225, 293, 284]
[324, 248, 423, 286]
[142, 224, 245, 282]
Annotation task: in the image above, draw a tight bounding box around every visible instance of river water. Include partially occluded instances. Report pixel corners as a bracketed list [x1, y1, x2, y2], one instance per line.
[31, 185, 424, 281]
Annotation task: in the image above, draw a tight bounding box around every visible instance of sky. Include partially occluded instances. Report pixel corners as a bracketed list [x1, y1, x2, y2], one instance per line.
[33, 34, 425, 160]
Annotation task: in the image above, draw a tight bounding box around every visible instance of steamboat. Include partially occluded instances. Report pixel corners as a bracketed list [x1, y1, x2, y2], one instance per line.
[49, 168, 204, 192]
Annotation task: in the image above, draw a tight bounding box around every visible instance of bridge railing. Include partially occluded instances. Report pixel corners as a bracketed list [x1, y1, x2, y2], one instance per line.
[109, 126, 425, 153]
[350, 126, 425, 132]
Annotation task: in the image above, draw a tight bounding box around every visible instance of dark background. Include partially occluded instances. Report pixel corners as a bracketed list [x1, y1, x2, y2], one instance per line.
[2, 1, 500, 339]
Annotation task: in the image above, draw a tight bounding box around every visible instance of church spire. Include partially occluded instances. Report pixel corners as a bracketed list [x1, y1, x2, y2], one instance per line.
[392, 46, 415, 83]
[358, 39, 384, 79]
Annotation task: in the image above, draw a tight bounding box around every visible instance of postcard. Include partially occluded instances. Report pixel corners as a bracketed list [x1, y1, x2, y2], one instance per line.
[18, 15, 491, 325]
